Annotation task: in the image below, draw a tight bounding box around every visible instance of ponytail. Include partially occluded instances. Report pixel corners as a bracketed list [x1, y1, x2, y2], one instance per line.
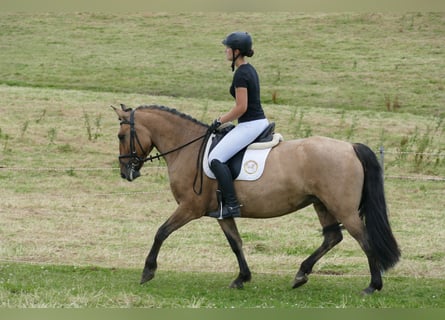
[245, 49, 254, 58]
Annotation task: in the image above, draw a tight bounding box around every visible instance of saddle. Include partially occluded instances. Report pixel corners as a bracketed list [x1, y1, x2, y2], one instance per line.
[204, 122, 283, 181]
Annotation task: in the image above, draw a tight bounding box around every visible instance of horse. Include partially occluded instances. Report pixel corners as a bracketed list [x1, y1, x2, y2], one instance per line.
[112, 104, 401, 295]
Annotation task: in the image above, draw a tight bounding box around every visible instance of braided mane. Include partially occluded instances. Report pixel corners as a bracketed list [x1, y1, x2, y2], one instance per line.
[136, 105, 208, 128]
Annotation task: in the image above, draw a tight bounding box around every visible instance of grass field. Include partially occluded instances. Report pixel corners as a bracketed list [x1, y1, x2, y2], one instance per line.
[0, 12, 444, 308]
[1, 264, 443, 308]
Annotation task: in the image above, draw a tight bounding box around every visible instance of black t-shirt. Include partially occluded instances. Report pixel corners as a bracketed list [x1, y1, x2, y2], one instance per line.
[230, 63, 266, 123]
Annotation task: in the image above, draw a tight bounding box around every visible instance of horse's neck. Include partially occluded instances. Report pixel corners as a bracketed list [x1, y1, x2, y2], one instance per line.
[142, 111, 206, 164]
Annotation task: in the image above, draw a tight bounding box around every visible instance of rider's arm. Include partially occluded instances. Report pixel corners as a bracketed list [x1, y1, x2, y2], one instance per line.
[219, 87, 247, 123]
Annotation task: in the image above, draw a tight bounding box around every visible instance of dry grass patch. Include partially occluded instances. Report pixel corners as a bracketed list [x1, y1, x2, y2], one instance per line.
[1, 85, 444, 281]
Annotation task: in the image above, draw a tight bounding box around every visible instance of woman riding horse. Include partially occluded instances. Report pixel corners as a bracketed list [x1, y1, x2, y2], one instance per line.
[112, 33, 400, 295]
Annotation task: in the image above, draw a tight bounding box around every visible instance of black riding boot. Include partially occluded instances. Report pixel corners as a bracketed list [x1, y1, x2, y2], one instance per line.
[208, 159, 242, 219]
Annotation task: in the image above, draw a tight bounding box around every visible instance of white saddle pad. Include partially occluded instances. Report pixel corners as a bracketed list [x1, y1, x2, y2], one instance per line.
[203, 133, 282, 181]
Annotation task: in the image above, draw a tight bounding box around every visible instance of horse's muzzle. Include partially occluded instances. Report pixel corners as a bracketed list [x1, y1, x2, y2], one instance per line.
[121, 166, 141, 182]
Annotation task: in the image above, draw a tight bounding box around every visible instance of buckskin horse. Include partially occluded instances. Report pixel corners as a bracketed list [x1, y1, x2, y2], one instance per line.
[112, 104, 400, 295]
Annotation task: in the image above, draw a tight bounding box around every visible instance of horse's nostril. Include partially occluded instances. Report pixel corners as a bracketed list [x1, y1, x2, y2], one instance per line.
[121, 173, 126, 179]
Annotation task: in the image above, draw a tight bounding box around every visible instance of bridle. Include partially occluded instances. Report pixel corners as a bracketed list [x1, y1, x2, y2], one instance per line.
[118, 109, 211, 194]
[118, 109, 147, 170]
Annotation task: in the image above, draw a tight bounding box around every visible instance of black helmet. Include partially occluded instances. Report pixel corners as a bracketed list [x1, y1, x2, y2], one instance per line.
[222, 31, 253, 56]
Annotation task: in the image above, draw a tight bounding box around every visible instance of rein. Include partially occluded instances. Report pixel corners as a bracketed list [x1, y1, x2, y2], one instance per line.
[119, 109, 211, 194]
[142, 133, 208, 163]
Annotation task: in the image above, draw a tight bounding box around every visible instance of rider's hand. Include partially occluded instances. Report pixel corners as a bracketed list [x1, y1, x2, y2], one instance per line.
[208, 118, 222, 133]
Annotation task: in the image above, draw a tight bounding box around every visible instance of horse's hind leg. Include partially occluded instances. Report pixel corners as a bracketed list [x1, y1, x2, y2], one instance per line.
[218, 218, 251, 289]
[293, 202, 343, 288]
[341, 215, 383, 295]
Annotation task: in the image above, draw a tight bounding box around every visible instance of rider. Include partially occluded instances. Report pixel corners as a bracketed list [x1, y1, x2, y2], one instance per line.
[208, 31, 269, 219]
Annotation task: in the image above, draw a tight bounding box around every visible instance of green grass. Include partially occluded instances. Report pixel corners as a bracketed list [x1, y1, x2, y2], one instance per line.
[0, 13, 443, 116]
[1, 263, 444, 308]
[0, 12, 444, 308]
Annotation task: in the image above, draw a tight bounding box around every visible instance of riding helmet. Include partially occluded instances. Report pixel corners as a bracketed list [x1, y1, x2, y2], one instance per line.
[222, 31, 253, 56]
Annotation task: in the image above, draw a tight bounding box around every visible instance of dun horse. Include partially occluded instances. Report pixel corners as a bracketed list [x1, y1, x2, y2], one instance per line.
[112, 104, 400, 295]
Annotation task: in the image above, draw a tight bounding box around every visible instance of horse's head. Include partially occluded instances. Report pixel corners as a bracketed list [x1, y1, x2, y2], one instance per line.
[112, 104, 153, 182]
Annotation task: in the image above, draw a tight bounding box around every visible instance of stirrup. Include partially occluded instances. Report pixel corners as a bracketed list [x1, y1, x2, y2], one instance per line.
[219, 204, 242, 220]
[207, 190, 242, 219]
[208, 204, 242, 220]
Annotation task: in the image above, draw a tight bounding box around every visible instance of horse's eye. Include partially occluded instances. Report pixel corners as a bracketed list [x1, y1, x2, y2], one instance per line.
[118, 134, 125, 141]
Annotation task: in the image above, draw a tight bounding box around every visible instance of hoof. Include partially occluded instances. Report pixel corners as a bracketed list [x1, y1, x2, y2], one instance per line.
[292, 273, 308, 289]
[361, 286, 377, 296]
[229, 279, 244, 289]
[229, 273, 251, 289]
[140, 268, 155, 285]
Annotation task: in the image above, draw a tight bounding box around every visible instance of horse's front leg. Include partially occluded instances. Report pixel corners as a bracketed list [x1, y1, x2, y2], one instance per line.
[218, 218, 251, 288]
[140, 206, 197, 284]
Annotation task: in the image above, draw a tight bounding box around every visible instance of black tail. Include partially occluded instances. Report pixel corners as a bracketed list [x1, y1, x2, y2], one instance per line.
[353, 143, 401, 271]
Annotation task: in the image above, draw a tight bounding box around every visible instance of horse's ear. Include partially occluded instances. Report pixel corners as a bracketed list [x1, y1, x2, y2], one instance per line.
[110, 105, 129, 121]
[120, 103, 132, 112]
